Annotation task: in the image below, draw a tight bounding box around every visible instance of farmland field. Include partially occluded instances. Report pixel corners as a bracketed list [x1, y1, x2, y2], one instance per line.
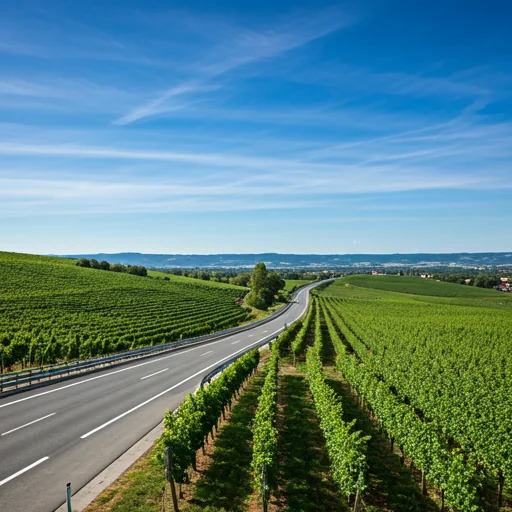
[0, 252, 249, 370]
[284, 278, 315, 293]
[317, 275, 512, 510]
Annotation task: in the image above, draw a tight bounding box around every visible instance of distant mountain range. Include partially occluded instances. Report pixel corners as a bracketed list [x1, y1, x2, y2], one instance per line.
[62, 252, 512, 269]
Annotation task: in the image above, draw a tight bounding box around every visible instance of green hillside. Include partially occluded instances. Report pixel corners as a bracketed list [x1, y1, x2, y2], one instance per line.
[147, 269, 247, 290]
[341, 274, 509, 298]
[0, 252, 249, 370]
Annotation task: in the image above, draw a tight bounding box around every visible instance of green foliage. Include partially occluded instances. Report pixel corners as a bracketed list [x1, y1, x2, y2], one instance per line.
[251, 347, 279, 497]
[266, 272, 285, 296]
[319, 295, 482, 510]
[244, 290, 270, 310]
[230, 272, 252, 287]
[158, 349, 260, 483]
[319, 277, 512, 491]
[0, 251, 250, 369]
[75, 257, 147, 276]
[305, 340, 369, 499]
[473, 274, 501, 288]
[250, 262, 268, 294]
[339, 274, 510, 298]
[245, 263, 285, 310]
[291, 297, 316, 357]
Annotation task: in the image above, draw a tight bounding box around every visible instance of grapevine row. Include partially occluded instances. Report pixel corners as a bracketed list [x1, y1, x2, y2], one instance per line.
[320, 299, 480, 511]
[159, 349, 260, 483]
[305, 311, 369, 504]
[251, 346, 279, 503]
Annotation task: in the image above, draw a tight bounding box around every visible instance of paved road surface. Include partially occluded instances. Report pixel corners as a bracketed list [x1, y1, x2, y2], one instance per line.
[0, 283, 317, 512]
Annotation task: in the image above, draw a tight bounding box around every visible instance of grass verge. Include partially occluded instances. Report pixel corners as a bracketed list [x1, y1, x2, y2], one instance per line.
[84, 445, 164, 512]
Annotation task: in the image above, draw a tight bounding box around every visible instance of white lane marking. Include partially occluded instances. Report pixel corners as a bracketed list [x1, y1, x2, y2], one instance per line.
[140, 368, 169, 380]
[231, 340, 240, 345]
[0, 283, 315, 411]
[0, 457, 50, 487]
[200, 351, 213, 356]
[1, 413, 56, 437]
[80, 327, 284, 439]
[0, 347, 197, 410]
[262, 330, 268, 333]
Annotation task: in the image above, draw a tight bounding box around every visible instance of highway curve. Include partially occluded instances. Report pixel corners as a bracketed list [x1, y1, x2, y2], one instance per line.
[0, 282, 319, 512]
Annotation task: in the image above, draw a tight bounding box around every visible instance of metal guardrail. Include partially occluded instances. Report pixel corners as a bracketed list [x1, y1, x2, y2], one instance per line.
[199, 330, 280, 388]
[0, 282, 318, 396]
[199, 279, 333, 387]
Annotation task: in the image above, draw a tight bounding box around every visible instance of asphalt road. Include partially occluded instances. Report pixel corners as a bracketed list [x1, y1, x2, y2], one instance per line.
[0, 283, 317, 512]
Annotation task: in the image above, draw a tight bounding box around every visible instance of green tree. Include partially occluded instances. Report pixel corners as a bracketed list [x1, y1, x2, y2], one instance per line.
[99, 260, 110, 271]
[245, 263, 283, 310]
[250, 262, 268, 294]
[230, 272, 251, 287]
[266, 272, 285, 296]
[76, 258, 90, 268]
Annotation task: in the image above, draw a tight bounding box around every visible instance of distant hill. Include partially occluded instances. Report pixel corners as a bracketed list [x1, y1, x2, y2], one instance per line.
[61, 252, 512, 269]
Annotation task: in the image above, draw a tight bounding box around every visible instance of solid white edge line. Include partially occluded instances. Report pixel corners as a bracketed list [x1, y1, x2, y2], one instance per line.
[80, 327, 284, 440]
[200, 351, 214, 356]
[0, 282, 313, 411]
[0, 457, 50, 487]
[1, 413, 56, 436]
[140, 368, 169, 380]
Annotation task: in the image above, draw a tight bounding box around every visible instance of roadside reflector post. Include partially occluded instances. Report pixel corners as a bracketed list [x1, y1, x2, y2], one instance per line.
[66, 482, 72, 512]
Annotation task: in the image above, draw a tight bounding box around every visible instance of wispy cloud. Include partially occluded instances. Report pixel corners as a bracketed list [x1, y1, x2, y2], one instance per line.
[113, 83, 221, 125]
[115, 8, 357, 125]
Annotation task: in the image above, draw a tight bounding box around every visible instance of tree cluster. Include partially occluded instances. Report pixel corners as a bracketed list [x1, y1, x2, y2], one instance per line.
[432, 272, 505, 289]
[76, 258, 147, 277]
[245, 262, 285, 310]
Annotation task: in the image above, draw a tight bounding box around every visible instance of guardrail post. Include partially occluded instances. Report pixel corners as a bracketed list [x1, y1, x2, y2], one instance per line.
[66, 482, 72, 512]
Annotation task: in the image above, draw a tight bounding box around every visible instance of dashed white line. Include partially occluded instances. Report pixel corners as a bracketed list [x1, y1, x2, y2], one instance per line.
[80, 328, 284, 440]
[0, 347, 198, 410]
[231, 340, 240, 345]
[1, 282, 315, 413]
[0, 457, 50, 487]
[1, 413, 56, 436]
[200, 351, 214, 356]
[140, 368, 168, 380]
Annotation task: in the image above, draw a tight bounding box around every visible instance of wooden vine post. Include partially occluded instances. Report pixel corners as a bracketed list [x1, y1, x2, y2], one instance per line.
[165, 446, 179, 512]
[261, 464, 268, 512]
[498, 470, 504, 507]
[352, 489, 360, 512]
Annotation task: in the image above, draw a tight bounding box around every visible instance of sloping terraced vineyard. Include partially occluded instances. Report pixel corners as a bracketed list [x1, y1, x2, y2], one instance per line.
[0, 252, 249, 369]
[317, 276, 512, 509]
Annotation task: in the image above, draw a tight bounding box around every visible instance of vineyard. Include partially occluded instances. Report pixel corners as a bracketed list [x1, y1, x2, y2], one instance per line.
[0, 252, 249, 370]
[143, 276, 512, 512]
[317, 276, 512, 510]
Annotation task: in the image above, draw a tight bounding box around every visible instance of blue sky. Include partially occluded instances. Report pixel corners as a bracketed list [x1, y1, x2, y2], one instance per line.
[1, 0, 511, 255]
